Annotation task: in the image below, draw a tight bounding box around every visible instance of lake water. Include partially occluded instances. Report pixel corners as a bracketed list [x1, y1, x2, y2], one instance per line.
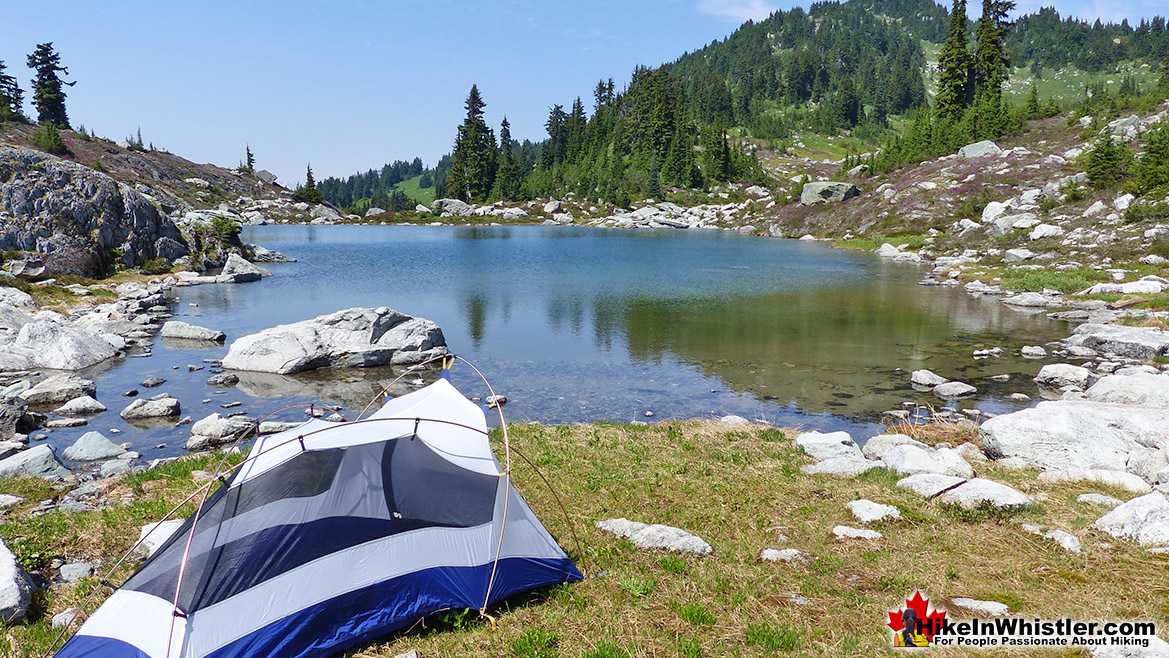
[50, 225, 1071, 460]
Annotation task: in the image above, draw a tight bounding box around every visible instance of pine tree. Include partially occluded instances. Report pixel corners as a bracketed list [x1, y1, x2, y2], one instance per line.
[1085, 136, 1129, 188]
[26, 43, 74, 128]
[1159, 51, 1169, 99]
[1025, 83, 1040, 118]
[0, 59, 25, 122]
[445, 85, 497, 202]
[971, 0, 1015, 137]
[245, 145, 255, 173]
[294, 164, 324, 203]
[936, 0, 971, 122]
[1133, 123, 1169, 196]
[493, 117, 520, 201]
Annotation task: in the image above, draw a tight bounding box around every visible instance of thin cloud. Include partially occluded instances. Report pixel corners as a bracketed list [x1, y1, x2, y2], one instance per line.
[697, 0, 778, 22]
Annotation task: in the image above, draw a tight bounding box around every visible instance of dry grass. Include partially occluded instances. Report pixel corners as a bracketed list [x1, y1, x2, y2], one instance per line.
[888, 418, 982, 449]
[2, 422, 1166, 657]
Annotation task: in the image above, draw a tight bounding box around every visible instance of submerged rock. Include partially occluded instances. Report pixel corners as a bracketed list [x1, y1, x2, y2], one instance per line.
[120, 395, 181, 420]
[222, 307, 449, 375]
[61, 431, 125, 462]
[160, 320, 226, 342]
[52, 395, 107, 416]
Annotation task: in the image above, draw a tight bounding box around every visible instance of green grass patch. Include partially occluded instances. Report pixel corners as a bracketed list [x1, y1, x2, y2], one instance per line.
[393, 174, 436, 206]
[745, 623, 801, 651]
[833, 233, 927, 251]
[999, 267, 1107, 294]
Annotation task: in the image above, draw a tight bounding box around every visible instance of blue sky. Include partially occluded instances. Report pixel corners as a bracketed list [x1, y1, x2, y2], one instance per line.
[2, 0, 1164, 186]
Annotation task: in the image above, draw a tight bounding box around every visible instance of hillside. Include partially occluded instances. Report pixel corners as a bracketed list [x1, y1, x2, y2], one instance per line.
[0, 122, 342, 279]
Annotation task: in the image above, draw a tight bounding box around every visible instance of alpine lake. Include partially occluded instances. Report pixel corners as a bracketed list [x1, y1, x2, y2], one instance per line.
[48, 225, 1070, 460]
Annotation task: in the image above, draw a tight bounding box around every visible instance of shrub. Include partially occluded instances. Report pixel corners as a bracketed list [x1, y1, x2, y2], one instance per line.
[1124, 202, 1169, 224]
[32, 123, 67, 155]
[89, 159, 105, 172]
[1085, 136, 1130, 188]
[210, 216, 241, 242]
[139, 258, 171, 275]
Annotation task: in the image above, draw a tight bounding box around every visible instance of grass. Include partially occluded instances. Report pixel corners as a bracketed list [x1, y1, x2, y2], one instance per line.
[998, 267, 1108, 294]
[2, 421, 1167, 657]
[394, 174, 436, 206]
[833, 233, 928, 251]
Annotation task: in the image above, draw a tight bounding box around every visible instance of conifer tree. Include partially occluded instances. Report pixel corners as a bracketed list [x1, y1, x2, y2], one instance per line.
[971, 0, 1015, 137]
[445, 85, 497, 202]
[1085, 136, 1128, 188]
[936, 0, 971, 122]
[26, 43, 73, 128]
[1159, 52, 1169, 99]
[294, 164, 324, 203]
[0, 59, 25, 122]
[1025, 83, 1040, 118]
[493, 117, 520, 201]
[245, 145, 255, 173]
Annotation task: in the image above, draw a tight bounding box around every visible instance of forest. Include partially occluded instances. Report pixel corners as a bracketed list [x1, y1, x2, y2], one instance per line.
[317, 0, 1169, 213]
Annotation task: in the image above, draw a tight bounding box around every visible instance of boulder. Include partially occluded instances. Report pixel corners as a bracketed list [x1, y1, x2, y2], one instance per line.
[980, 401, 1169, 473]
[135, 519, 185, 558]
[1087, 374, 1169, 408]
[957, 140, 1002, 158]
[1093, 492, 1169, 547]
[1003, 248, 1035, 263]
[1077, 493, 1123, 508]
[217, 253, 270, 283]
[1037, 468, 1151, 494]
[160, 321, 226, 342]
[937, 478, 1033, 509]
[364, 207, 385, 217]
[0, 444, 70, 480]
[847, 499, 901, 523]
[0, 320, 119, 371]
[0, 396, 28, 440]
[120, 395, 181, 420]
[800, 457, 881, 476]
[760, 548, 807, 563]
[0, 287, 34, 308]
[543, 200, 562, 213]
[21, 375, 97, 406]
[187, 413, 256, 451]
[800, 182, 860, 206]
[52, 395, 107, 416]
[794, 431, 862, 461]
[934, 381, 976, 398]
[981, 201, 1010, 223]
[432, 198, 473, 217]
[1064, 323, 1169, 360]
[0, 538, 32, 622]
[949, 598, 1010, 616]
[52, 607, 80, 628]
[62, 431, 126, 461]
[222, 307, 449, 375]
[862, 434, 928, 460]
[595, 518, 711, 555]
[1034, 364, 1091, 390]
[910, 370, 948, 387]
[248, 245, 295, 263]
[259, 420, 303, 434]
[206, 373, 239, 387]
[1020, 345, 1046, 358]
[895, 473, 966, 497]
[1029, 224, 1065, 240]
[832, 525, 882, 540]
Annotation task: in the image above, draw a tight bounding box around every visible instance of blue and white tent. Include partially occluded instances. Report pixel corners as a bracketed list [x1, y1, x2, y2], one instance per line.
[54, 377, 581, 658]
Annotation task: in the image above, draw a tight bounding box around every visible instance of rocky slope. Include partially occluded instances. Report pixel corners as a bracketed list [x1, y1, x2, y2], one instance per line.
[0, 123, 342, 278]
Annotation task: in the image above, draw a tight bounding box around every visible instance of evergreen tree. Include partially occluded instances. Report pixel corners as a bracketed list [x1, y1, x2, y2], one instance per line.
[971, 0, 1015, 138]
[1085, 136, 1129, 187]
[1133, 123, 1169, 196]
[936, 0, 971, 122]
[294, 164, 324, 203]
[1159, 51, 1169, 99]
[0, 59, 25, 122]
[26, 43, 73, 128]
[32, 122, 67, 154]
[1025, 83, 1040, 117]
[493, 117, 520, 201]
[445, 85, 497, 202]
[245, 145, 255, 173]
[662, 125, 696, 187]
[838, 75, 861, 127]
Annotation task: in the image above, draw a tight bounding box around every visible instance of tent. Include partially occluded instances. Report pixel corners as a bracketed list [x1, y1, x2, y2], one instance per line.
[54, 377, 581, 658]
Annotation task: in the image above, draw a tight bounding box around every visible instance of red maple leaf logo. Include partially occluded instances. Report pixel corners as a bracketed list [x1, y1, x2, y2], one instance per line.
[888, 590, 948, 642]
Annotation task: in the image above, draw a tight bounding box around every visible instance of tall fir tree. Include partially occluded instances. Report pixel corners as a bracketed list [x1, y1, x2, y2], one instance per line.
[0, 59, 25, 122]
[936, 0, 971, 122]
[445, 85, 498, 203]
[1159, 51, 1169, 99]
[493, 117, 520, 201]
[971, 0, 1015, 137]
[245, 145, 255, 173]
[26, 43, 73, 128]
[294, 164, 324, 203]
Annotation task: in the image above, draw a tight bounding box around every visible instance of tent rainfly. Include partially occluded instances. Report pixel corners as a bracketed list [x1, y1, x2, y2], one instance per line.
[53, 377, 581, 658]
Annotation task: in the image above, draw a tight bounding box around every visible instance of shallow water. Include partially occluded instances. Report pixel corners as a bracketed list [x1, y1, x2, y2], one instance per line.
[46, 225, 1070, 461]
